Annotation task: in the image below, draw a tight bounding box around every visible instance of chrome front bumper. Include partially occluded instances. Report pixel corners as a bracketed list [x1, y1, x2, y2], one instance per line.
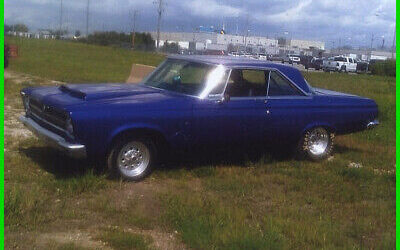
[367, 119, 379, 129]
[19, 116, 87, 159]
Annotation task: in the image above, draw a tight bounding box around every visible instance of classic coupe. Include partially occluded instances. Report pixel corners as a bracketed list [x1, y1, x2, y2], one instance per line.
[20, 56, 379, 181]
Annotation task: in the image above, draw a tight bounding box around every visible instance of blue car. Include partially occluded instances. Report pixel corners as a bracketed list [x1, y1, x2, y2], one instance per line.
[20, 56, 379, 181]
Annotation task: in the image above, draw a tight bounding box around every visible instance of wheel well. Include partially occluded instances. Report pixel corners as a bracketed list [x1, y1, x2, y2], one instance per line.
[108, 128, 169, 154]
[302, 125, 336, 137]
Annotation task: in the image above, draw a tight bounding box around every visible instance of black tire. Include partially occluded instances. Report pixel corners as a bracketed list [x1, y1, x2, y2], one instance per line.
[297, 127, 334, 161]
[340, 65, 346, 73]
[107, 136, 156, 181]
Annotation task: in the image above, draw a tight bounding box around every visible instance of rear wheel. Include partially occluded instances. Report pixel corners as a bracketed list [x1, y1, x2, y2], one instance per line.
[108, 136, 156, 181]
[297, 127, 334, 161]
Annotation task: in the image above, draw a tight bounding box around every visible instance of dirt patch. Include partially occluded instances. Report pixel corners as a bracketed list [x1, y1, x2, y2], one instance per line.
[126, 64, 155, 83]
[4, 70, 63, 85]
[126, 227, 187, 250]
[4, 70, 63, 151]
[37, 231, 112, 249]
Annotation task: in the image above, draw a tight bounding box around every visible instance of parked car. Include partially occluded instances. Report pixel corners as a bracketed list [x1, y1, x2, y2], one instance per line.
[355, 59, 369, 73]
[323, 56, 357, 72]
[20, 56, 379, 181]
[268, 55, 283, 62]
[228, 52, 239, 57]
[282, 54, 300, 64]
[300, 55, 314, 67]
[4, 44, 9, 68]
[257, 53, 267, 60]
[305, 57, 324, 70]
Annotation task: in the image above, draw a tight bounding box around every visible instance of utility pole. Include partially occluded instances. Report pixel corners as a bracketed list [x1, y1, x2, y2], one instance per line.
[392, 25, 396, 59]
[59, 0, 63, 36]
[132, 10, 138, 33]
[154, 0, 165, 49]
[244, 13, 249, 52]
[370, 33, 374, 50]
[130, 10, 139, 49]
[86, 0, 90, 37]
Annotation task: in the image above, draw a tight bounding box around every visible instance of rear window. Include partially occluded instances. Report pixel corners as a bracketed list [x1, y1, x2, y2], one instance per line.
[268, 71, 302, 96]
[334, 57, 346, 62]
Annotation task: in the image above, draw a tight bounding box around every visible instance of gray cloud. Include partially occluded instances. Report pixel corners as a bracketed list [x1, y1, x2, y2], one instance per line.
[5, 0, 396, 48]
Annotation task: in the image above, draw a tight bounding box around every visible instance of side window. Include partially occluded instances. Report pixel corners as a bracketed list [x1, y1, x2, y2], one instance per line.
[268, 71, 302, 96]
[226, 69, 267, 97]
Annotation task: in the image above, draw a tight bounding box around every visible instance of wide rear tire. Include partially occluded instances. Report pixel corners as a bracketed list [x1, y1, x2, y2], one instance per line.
[297, 127, 334, 161]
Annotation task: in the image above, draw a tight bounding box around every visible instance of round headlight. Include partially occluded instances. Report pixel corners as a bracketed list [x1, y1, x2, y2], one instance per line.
[23, 96, 30, 114]
[66, 117, 74, 136]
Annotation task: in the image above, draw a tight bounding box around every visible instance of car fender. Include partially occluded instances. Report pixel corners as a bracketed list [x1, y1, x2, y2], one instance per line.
[107, 123, 166, 148]
[300, 122, 337, 137]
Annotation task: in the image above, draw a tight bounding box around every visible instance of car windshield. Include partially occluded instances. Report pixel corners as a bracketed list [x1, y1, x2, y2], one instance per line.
[144, 59, 228, 98]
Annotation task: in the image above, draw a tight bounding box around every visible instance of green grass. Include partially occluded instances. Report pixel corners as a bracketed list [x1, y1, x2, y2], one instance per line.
[5, 36, 165, 83]
[96, 228, 152, 250]
[4, 38, 395, 249]
[162, 194, 285, 249]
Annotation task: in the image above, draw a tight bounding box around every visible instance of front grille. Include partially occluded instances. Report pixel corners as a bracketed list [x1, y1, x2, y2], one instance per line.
[29, 98, 68, 132]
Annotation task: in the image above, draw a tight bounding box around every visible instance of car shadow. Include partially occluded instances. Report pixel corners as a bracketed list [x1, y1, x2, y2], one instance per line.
[334, 144, 364, 154]
[19, 142, 360, 179]
[160, 144, 297, 170]
[19, 146, 105, 179]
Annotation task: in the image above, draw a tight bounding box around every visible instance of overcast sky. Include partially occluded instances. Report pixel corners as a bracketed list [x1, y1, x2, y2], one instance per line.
[5, 0, 396, 48]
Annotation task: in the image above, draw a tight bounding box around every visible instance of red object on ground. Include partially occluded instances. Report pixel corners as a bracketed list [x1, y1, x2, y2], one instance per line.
[9, 45, 18, 58]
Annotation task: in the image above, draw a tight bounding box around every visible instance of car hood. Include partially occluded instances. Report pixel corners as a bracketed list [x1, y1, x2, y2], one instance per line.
[59, 83, 159, 101]
[25, 83, 193, 111]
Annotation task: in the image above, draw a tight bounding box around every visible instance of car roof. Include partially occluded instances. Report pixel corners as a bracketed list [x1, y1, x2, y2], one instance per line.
[168, 55, 312, 94]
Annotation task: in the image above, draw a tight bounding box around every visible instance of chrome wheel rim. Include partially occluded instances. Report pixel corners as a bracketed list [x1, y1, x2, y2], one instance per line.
[117, 141, 150, 177]
[307, 128, 329, 156]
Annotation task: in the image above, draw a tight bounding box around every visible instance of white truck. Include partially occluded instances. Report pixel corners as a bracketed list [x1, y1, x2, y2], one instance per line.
[323, 56, 357, 72]
[282, 54, 301, 64]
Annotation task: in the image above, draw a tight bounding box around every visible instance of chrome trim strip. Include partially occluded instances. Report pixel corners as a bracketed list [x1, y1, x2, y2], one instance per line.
[19, 116, 86, 159]
[266, 70, 271, 98]
[228, 65, 311, 96]
[367, 119, 379, 129]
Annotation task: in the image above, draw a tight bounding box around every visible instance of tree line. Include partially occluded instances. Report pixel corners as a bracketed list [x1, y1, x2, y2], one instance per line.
[78, 31, 156, 51]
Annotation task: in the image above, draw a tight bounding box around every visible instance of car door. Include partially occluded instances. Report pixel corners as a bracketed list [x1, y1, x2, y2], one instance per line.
[193, 68, 269, 147]
[264, 70, 313, 143]
[349, 58, 357, 72]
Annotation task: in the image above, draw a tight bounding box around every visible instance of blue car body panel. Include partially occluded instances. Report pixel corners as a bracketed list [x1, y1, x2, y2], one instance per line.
[21, 56, 378, 158]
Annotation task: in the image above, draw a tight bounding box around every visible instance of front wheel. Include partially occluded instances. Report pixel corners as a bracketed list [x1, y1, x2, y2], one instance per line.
[297, 127, 334, 161]
[107, 136, 156, 181]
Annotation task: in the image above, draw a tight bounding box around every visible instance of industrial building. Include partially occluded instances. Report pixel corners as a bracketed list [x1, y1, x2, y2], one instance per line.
[150, 31, 325, 55]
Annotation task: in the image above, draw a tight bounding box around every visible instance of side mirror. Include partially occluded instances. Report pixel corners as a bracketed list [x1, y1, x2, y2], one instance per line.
[217, 93, 230, 104]
[223, 93, 230, 102]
